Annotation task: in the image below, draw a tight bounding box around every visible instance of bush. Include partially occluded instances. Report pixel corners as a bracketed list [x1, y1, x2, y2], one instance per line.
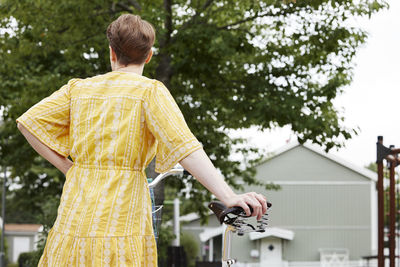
[18, 250, 41, 267]
[157, 224, 175, 266]
[181, 233, 199, 267]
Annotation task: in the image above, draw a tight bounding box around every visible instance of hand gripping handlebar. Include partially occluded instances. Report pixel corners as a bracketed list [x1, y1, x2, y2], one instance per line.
[208, 201, 272, 235]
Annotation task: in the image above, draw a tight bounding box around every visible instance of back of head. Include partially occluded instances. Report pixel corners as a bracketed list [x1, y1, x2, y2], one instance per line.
[107, 14, 155, 66]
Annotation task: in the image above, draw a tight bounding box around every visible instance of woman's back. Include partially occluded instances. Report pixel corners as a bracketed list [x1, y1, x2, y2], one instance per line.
[69, 71, 156, 170]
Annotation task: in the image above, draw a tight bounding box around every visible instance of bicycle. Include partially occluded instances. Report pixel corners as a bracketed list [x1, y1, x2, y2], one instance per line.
[208, 200, 272, 267]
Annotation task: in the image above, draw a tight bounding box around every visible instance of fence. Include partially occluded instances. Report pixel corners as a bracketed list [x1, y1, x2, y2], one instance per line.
[233, 260, 370, 267]
[195, 259, 376, 267]
[195, 261, 222, 267]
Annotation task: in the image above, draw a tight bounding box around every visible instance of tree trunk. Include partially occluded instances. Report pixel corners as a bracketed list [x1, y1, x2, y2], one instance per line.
[155, 0, 173, 87]
[155, 54, 172, 87]
[149, 0, 173, 205]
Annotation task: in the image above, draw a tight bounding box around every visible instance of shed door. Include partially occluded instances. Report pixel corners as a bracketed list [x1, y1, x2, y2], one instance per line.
[13, 236, 31, 262]
[260, 237, 282, 265]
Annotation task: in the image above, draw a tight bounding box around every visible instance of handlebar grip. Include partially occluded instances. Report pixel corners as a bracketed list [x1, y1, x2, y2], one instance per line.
[234, 201, 272, 214]
[208, 201, 272, 224]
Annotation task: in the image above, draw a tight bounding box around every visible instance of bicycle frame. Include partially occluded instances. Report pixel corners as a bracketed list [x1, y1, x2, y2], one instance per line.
[223, 225, 237, 266]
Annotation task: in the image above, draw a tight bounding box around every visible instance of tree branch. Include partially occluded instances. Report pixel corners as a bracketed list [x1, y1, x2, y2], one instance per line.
[57, 26, 70, 34]
[126, 0, 142, 11]
[94, 9, 118, 16]
[218, 11, 275, 30]
[116, 2, 133, 13]
[107, 1, 141, 15]
[68, 32, 103, 46]
[182, 0, 214, 27]
[169, 0, 215, 44]
[110, 2, 116, 13]
[201, 0, 214, 11]
[100, 2, 135, 16]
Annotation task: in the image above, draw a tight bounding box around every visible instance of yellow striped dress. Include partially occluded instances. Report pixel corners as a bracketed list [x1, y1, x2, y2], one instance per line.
[16, 71, 202, 267]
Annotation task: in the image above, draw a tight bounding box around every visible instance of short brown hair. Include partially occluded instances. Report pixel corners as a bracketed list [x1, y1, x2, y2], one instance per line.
[106, 14, 155, 65]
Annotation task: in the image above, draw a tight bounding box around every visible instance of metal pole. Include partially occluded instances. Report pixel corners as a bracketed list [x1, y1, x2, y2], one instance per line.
[397, 183, 399, 267]
[172, 197, 180, 246]
[209, 238, 213, 262]
[0, 166, 6, 267]
[377, 136, 385, 267]
[389, 156, 396, 267]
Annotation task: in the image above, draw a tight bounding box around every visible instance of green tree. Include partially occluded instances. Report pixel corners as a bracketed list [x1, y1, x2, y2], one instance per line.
[0, 0, 387, 222]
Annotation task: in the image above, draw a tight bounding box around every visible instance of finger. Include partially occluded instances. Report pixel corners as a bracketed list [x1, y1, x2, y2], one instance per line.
[255, 200, 263, 221]
[242, 197, 254, 217]
[238, 200, 251, 216]
[254, 194, 268, 214]
[258, 199, 265, 220]
[244, 196, 257, 217]
[252, 197, 262, 220]
[245, 196, 261, 218]
[248, 193, 264, 219]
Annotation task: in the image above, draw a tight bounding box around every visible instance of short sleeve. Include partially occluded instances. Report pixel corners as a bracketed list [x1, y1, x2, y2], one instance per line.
[16, 79, 75, 157]
[143, 81, 202, 173]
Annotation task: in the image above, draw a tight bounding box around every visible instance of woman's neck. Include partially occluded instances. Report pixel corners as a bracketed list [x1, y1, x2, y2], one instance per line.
[112, 63, 144, 76]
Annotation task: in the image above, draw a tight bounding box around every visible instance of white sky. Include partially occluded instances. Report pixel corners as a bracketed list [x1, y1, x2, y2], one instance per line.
[233, 0, 400, 168]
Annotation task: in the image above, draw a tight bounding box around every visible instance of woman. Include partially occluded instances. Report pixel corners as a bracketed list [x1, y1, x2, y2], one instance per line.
[16, 14, 268, 266]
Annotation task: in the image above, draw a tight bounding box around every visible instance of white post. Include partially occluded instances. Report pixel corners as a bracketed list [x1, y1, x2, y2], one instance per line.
[209, 238, 214, 262]
[172, 197, 180, 246]
[0, 167, 6, 267]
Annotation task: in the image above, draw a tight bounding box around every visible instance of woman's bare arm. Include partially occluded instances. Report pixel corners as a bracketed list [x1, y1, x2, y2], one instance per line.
[17, 122, 73, 175]
[179, 149, 268, 220]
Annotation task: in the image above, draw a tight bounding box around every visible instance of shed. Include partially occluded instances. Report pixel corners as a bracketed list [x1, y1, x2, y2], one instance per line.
[3, 223, 42, 263]
[181, 142, 377, 266]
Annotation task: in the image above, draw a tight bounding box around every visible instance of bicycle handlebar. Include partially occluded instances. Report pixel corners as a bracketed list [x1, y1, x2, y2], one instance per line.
[208, 201, 272, 236]
[209, 201, 272, 224]
[148, 168, 191, 189]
